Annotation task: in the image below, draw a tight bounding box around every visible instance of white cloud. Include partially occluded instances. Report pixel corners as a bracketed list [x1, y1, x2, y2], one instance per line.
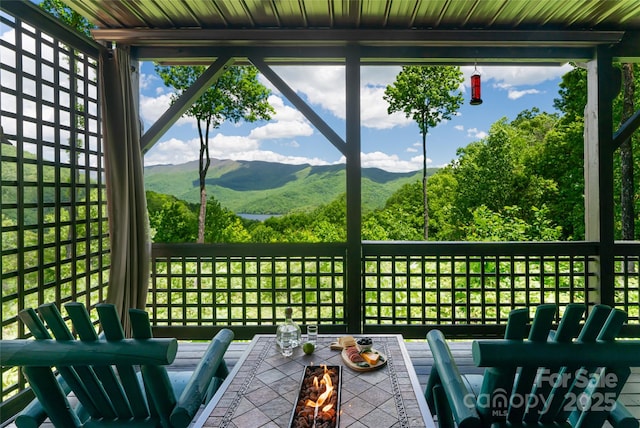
[361, 66, 402, 85]
[508, 88, 541, 100]
[267, 66, 411, 130]
[361, 84, 412, 129]
[139, 92, 196, 130]
[493, 82, 512, 90]
[223, 150, 329, 166]
[209, 133, 260, 155]
[466, 128, 488, 139]
[454, 125, 464, 131]
[461, 64, 572, 102]
[145, 133, 262, 166]
[144, 137, 201, 165]
[272, 66, 345, 115]
[249, 121, 313, 140]
[248, 95, 314, 139]
[462, 64, 573, 87]
[139, 72, 160, 90]
[334, 151, 424, 173]
[265, 95, 306, 122]
[144, 134, 330, 167]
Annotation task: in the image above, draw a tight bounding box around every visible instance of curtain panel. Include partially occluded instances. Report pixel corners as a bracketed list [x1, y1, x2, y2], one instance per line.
[99, 46, 150, 334]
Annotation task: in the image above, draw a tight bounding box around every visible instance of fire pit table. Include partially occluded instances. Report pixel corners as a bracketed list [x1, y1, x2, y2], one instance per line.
[193, 334, 435, 428]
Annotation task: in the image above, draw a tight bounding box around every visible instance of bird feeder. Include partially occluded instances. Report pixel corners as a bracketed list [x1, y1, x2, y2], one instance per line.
[470, 67, 483, 105]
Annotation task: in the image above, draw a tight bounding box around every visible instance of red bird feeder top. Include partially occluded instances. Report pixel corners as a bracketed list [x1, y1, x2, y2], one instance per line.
[470, 68, 482, 105]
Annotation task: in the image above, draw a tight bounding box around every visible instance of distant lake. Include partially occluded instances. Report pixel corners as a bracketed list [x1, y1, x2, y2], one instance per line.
[238, 213, 281, 221]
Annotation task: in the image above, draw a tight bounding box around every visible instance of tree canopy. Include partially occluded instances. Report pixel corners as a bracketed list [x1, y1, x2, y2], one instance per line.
[145, 64, 638, 244]
[384, 66, 464, 239]
[155, 64, 274, 242]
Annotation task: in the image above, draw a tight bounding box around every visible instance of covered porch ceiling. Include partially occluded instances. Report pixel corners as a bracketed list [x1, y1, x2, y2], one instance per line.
[62, 0, 640, 65]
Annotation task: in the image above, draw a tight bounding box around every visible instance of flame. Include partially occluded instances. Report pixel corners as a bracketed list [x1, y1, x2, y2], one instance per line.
[305, 368, 334, 410]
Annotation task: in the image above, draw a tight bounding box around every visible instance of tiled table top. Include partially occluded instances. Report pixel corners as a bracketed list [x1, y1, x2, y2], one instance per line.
[193, 334, 435, 428]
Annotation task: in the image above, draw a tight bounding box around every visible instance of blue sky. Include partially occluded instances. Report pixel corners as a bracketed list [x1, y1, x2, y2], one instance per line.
[140, 63, 573, 172]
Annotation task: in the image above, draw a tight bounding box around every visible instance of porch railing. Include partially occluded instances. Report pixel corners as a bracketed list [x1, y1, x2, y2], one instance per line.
[1, 240, 639, 419]
[147, 241, 639, 340]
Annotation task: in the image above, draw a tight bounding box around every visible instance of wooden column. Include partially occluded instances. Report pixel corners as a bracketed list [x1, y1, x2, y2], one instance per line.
[345, 48, 362, 333]
[584, 46, 616, 306]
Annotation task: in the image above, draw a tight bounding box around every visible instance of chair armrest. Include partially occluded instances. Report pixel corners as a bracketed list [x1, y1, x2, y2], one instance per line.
[14, 373, 73, 428]
[170, 329, 234, 428]
[1, 339, 177, 366]
[426, 330, 481, 428]
[609, 401, 639, 428]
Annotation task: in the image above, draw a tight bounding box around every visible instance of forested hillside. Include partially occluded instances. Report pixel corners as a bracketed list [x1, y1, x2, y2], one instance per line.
[144, 159, 424, 214]
[146, 63, 640, 244]
[5, 65, 636, 245]
[1, 143, 79, 224]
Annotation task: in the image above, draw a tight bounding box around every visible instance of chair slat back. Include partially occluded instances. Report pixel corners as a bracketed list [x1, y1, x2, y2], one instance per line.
[473, 304, 638, 428]
[14, 303, 177, 427]
[130, 307, 177, 427]
[568, 309, 629, 428]
[540, 305, 613, 425]
[37, 303, 119, 420]
[507, 303, 557, 423]
[476, 308, 529, 422]
[18, 306, 103, 423]
[96, 303, 150, 419]
[522, 304, 586, 424]
[66, 303, 135, 421]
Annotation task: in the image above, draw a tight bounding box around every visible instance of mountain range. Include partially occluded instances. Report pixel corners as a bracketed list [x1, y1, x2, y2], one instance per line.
[144, 159, 425, 214]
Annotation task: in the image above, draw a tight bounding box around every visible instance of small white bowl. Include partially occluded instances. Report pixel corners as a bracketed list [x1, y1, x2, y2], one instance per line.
[357, 338, 373, 351]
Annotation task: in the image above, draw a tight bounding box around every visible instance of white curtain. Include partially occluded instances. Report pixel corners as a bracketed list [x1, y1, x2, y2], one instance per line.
[99, 46, 150, 334]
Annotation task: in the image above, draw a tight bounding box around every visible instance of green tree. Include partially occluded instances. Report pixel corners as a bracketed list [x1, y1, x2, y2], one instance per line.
[449, 113, 560, 240]
[362, 180, 428, 241]
[425, 169, 459, 240]
[619, 63, 636, 241]
[384, 66, 463, 239]
[554, 66, 587, 123]
[40, 0, 95, 256]
[39, 0, 93, 37]
[464, 205, 561, 241]
[553, 64, 640, 239]
[155, 65, 274, 243]
[149, 200, 197, 243]
[310, 195, 347, 242]
[533, 122, 585, 239]
[146, 190, 197, 215]
[203, 198, 251, 243]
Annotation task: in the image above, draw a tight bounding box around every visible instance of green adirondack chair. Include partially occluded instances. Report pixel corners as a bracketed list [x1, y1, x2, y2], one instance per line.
[425, 304, 640, 428]
[1, 302, 234, 428]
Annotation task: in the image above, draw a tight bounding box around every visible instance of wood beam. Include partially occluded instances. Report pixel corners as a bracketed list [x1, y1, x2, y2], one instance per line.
[140, 56, 233, 153]
[584, 46, 616, 306]
[611, 32, 640, 62]
[613, 109, 640, 150]
[92, 29, 624, 47]
[133, 46, 594, 65]
[249, 57, 347, 155]
[345, 48, 362, 334]
[0, 0, 102, 56]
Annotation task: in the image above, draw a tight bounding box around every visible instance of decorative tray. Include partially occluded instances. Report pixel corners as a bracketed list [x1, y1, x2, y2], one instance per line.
[341, 347, 387, 372]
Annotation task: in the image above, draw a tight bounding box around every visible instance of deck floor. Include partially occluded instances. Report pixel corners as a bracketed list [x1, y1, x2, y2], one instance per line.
[6, 340, 639, 427]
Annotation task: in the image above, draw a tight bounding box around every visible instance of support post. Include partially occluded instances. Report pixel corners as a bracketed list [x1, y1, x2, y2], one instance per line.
[584, 46, 616, 306]
[345, 49, 362, 333]
[140, 56, 233, 152]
